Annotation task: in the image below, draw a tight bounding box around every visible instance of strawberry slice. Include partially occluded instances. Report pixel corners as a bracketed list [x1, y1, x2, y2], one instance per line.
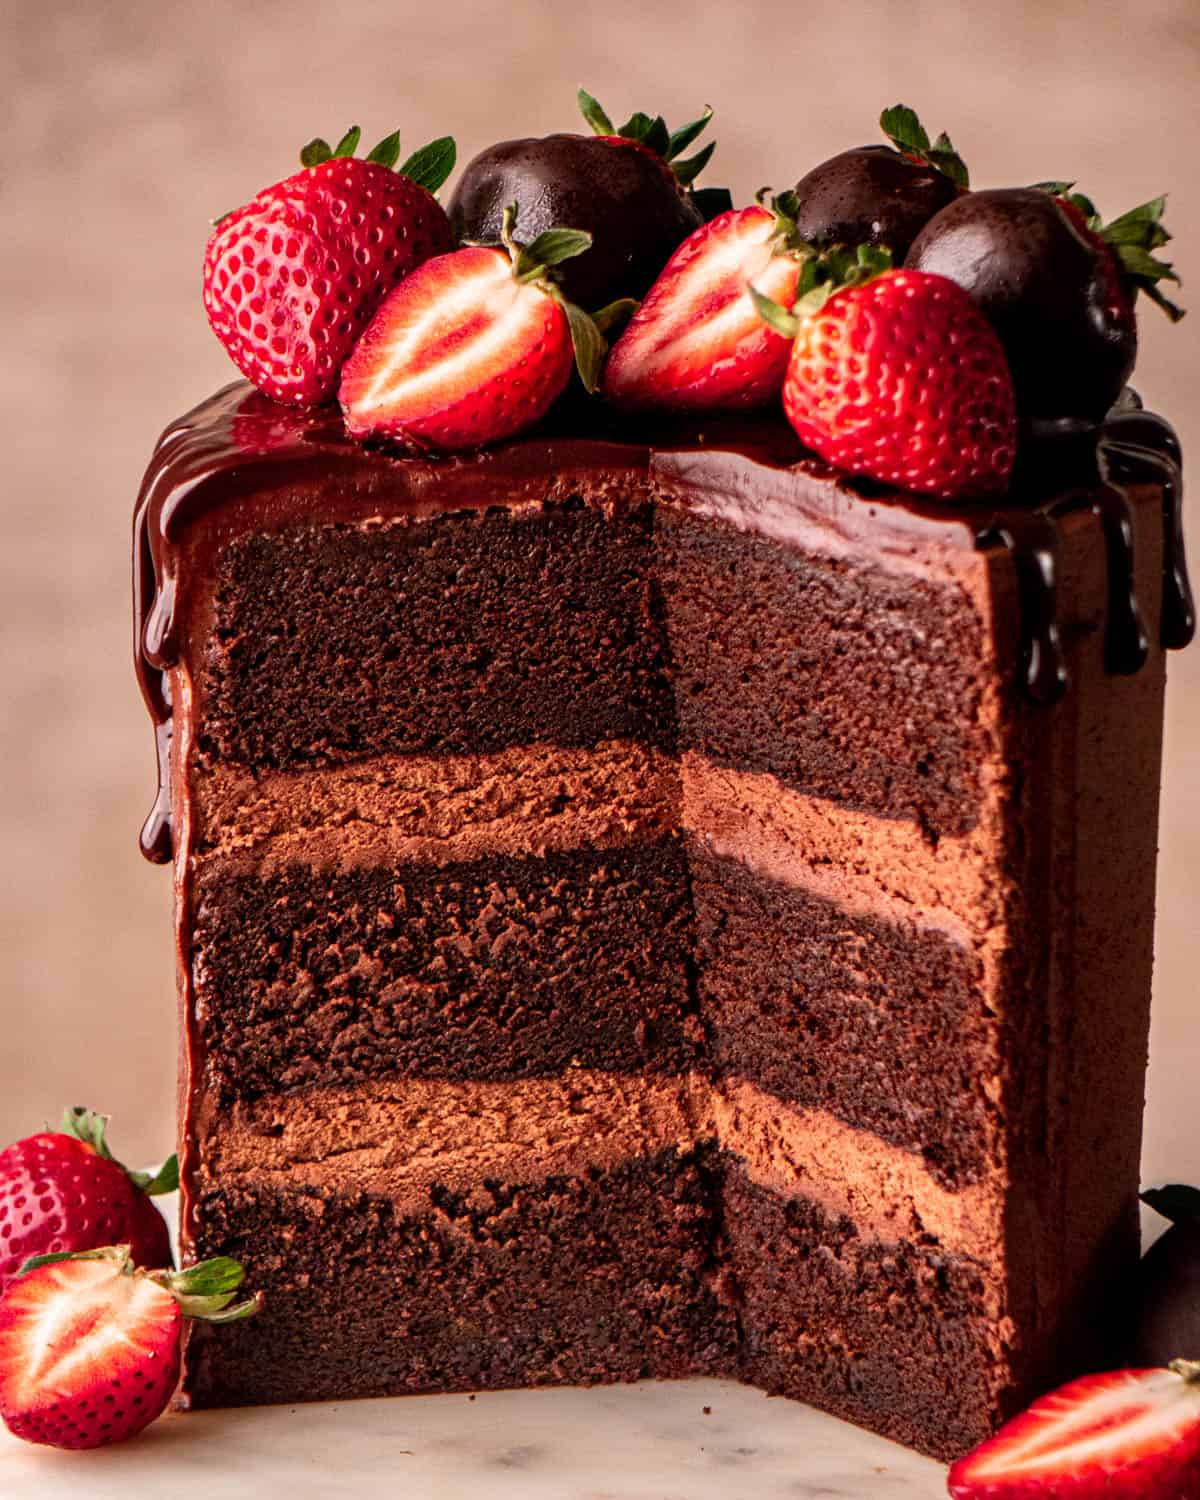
[603, 200, 805, 410]
[340, 205, 616, 450]
[948, 1362, 1200, 1499]
[0, 1245, 260, 1450]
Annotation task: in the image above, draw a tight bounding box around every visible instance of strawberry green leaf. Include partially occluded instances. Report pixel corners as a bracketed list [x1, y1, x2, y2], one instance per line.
[750, 286, 800, 339]
[300, 137, 333, 168]
[1063, 190, 1101, 227]
[399, 137, 457, 194]
[17, 1246, 130, 1278]
[880, 104, 929, 154]
[521, 228, 593, 270]
[617, 111, 669, 154]
[1142, 1184, 1200, 1224]
[332, 125, 362, 158]
[577, 87, 615, 137]
[692, 186, 734, 222]
[672, 140, 716, 187]
[126, 1154, 179, 1197]
[1138, 278, 1186, 322]
[1092, 194, 1185, 321]
[168, 1257, 246, 1298]
[195, 1293, 264, 1325]
[558, 296, 607, 394]
[1031, 180, 1075, 197]
[591, 298, 639, 336]
[666, 106, 714, 162]
[158, 1256, 262, 1323]
[580, 91, 718, 183]
[59, 1106, 115, 1161]
[879, 104, 969, 189]
[366, 130, 402, 169]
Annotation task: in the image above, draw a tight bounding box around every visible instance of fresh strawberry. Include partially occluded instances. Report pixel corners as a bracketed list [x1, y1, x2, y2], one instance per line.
[947, 1361, 1200, 1499]
[603, 199, 805, 411]
[754, 251, 1016, 500]
[340, 205, 616, 450]
[0, 1245, 259, 1449]
[0, 1107, 176, 1298]
[203, 126, 456, 406]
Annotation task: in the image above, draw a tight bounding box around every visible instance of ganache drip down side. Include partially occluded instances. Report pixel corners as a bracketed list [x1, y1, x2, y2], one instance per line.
[132, 382, 1192, 863]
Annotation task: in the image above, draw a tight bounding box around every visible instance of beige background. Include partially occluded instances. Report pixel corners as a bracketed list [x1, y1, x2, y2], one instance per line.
[0, 0, 1196, 1193]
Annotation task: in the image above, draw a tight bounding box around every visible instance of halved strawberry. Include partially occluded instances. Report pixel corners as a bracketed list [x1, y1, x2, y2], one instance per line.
[0, 1245, 260, 1450]
[948, 1362, 1200, 1499]
[340, 205, 617, 450]
[603, 199, 805, 411]
[204, 125, 456, 406]
[0, 1107, 176, 1298]
[754, 250, 1016, 500]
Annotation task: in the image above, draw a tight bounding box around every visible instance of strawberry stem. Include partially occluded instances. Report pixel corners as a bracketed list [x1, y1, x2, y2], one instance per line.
[495, 204, 613, 394]
[576, 88, 719, 186]
[751, 242, 894, 337]
[879, 105, 970, 189]
[298, 128, 457, 194]
[1036, 185, 1185, 322]
[16, 1245, 263, 1324]
[57, 1106, 178, 1197]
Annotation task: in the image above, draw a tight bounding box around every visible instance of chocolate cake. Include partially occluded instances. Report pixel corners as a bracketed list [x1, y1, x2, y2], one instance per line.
[134, 380, 1191, 1461]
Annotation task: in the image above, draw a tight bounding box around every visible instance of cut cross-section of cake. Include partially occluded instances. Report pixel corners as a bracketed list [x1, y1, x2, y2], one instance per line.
[133, 382, 1189, 1462]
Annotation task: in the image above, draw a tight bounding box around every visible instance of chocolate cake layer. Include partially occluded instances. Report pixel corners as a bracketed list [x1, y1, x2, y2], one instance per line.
[691, 845, 992, 1188]
[195, 499, 673, 771]
[191, 834, 697, 1103]
[184, 1145, 734, 1408]
[184, 1069, 1005, 1456]
[656, 505, 993, 838]
[724, 1162, 1006, 1460]
[191, 1072, 1002, 1268]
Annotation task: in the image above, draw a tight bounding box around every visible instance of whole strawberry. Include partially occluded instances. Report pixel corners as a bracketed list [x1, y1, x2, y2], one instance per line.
[0, 1245, 259, 1449]
[907, 186, 1182, 423]
[203, 126, 456, 405]
[754, 252, 1016, 500]
[448, 89, 728, 309]
[340, 204, 618, 450]
[0, 1108, 176, 1298]
[603, 198, 805, 411]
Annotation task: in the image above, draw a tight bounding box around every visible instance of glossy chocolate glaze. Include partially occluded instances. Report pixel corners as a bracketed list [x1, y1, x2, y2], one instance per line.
[134, 381, 1191, 861]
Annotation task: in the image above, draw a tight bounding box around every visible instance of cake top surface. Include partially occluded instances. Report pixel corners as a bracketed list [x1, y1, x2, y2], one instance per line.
[134, 93, 1194, 860]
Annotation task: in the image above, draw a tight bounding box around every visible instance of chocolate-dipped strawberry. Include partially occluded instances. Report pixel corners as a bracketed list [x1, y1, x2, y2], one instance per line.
[447, 90, 727, 308]
[906, 185, 1182, 424]
[788, 105, 966, 260]
[1135, 1186, 1200, 1367]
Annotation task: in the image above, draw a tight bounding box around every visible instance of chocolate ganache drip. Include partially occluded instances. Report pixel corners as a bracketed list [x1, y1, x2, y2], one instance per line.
[133, 383, 1193, 863]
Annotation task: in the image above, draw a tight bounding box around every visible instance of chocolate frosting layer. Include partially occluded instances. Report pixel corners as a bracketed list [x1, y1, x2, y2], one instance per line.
[134, 382, 1190, 862]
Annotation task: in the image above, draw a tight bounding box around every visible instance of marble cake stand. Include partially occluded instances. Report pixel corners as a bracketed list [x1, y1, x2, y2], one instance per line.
[0, 1377, 948, 1497]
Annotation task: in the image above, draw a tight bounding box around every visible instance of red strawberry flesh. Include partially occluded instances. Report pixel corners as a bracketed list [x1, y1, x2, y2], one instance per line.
[0, 1258, 181, 1450]
[782, 268, 1016, 501]
[948, 1363, 1200, 1499]
[604, 205, 802, 410]
[204, 158, 453, 406]
[0, 1131, 170, 1298]
[339, 245, 574, 449]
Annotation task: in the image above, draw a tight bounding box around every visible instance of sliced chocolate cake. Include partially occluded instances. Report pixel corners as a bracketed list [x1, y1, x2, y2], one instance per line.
[134, 95, 1192, 1466]
[134, 383, 1189, 1461]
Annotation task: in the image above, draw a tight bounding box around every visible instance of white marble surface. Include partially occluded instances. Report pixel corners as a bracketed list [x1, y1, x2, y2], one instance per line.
[0, 1377, 947, 1498]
